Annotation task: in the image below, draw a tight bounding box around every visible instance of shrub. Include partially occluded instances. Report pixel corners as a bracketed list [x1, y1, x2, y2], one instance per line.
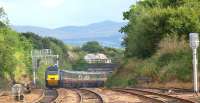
[107, 35, 194, 87]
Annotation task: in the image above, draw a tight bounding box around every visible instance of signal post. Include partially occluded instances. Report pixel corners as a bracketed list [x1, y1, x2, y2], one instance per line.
[189, 33, 199, 95]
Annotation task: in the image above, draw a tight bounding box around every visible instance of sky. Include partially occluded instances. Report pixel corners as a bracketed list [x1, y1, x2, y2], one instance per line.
[0, 0, 136, 28]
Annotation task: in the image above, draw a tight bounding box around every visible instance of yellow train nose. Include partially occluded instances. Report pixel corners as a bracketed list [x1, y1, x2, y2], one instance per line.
[48, 75, 59, 80]
[47, 75, 59, 86]
[48, 80, 59, 86]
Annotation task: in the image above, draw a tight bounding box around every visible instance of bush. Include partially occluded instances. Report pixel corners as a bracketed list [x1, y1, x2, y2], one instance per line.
[122, 0, 200, 58]
[107, 35, 194, 87]
[81, 41, 103, 53]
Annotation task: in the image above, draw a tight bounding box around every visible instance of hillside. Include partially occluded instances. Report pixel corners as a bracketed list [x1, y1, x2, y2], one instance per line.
[106, 36, 193, 88]
[106, 0, 200, 89]
[11, 21, 125, 47]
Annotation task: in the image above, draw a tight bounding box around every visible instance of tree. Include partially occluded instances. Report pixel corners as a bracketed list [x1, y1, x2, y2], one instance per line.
[0, 27, 32, 84]
[22, 32, 71, 69]
[0, 8, 32, 85]
[0, 7, 8, 27]
[121, 0, 200, 58]
[81, 41, 103, 53]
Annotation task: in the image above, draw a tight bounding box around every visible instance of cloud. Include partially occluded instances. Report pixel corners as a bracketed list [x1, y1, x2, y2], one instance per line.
[39, 0, 65, 9]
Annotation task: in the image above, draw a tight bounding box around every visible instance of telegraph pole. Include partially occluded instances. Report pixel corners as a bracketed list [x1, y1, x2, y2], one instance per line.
[189, 33, 199, 94]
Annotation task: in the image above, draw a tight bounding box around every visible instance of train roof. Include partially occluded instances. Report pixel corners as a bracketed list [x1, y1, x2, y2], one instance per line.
[60, 70, 108, 75]
[47, 65, 58, 71]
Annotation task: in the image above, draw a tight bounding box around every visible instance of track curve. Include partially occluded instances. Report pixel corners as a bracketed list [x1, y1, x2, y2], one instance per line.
[113, 88, 196, 103]
[37, 89, 58, 103]
[75, 88, 104, 103]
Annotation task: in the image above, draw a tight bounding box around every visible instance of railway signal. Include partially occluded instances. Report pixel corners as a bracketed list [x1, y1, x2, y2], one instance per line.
[189, 33, 199, 94]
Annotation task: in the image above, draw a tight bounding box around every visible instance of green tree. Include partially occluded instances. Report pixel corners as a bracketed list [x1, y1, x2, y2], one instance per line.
[22, 32, 71, 69]
[0, 28, 32, 84]
[0, 7, 8, 27]
[0, 8, 32, 86]
[121, 0, 200, 58]
[81, 41, 103, 53]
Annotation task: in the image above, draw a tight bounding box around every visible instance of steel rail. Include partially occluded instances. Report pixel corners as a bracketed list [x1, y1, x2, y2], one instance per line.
[112, 89, 166, 103]
[36, 88, 58, 103]
[127, 88, 195, 103]
[134, 87, 193, 93]
[74, 88, 104, 103]
[74, 89, 82, 103]
[115, 88, 196, 103]
[31, 89, 45, 103]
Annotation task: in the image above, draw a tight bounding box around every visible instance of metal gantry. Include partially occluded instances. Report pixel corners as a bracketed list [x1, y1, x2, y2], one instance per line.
[31, 49, 59, 85]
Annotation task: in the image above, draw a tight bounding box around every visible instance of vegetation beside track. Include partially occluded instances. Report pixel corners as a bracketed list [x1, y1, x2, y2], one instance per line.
[106, 0, 200, 88]
[0, 8, 32, 88]
[0, 11, 72, 87]
[0, 8, 71, 88]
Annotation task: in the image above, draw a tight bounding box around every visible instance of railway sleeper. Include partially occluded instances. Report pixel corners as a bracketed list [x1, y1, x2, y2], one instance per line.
[148, 95, 180, 103]
[83, 96, 99, 99]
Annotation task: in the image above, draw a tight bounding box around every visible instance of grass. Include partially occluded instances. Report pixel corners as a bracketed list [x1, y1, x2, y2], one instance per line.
[106, 35, 196, 88]
[139, 81, 194, 89]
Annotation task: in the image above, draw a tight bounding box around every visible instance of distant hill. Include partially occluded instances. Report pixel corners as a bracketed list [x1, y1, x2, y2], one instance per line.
[11, 21, 126, 47]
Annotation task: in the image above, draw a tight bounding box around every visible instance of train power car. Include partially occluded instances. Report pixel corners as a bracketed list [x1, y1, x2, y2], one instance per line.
[45, 65, 60, 88]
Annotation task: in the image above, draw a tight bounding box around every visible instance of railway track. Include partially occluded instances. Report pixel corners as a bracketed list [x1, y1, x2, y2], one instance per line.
[36, 89, 58, 103]
[136, 87, 193, 94]
[75, 88, 104, 103]
[113, 88, 196, 103]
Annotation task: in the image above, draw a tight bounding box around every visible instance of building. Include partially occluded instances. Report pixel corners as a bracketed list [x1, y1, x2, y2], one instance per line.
[84, 53, 111, 63]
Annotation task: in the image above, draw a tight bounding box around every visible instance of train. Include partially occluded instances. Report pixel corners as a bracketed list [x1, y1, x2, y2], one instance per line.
[45, 65, 60, 88]
[45, 66, 107, 88]
[59, 70, 107, 88]
[61, 79, 104, 88]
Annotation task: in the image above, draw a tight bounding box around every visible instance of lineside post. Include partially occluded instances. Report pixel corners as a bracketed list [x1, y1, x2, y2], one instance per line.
[189, 33, 199, 94]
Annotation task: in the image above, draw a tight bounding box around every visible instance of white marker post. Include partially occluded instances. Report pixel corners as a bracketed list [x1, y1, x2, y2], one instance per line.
[189, 33, 199, 94]
[56, 55, 59, 67]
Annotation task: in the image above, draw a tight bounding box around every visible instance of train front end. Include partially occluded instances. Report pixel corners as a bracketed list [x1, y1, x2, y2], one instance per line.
[45, 66, 60, 88]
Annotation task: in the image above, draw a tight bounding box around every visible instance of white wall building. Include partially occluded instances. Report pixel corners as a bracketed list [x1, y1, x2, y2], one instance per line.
[84, 53, 111, 63]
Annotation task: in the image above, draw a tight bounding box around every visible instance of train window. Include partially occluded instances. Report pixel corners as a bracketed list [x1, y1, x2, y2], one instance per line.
[47, 71, 59, 75]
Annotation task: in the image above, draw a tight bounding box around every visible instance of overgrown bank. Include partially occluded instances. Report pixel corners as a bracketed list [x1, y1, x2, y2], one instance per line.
[106, 36, 194, 88]
[0, 26, 32, 88]
[106, 0, 200, 88]
[0, 29, 71, 88]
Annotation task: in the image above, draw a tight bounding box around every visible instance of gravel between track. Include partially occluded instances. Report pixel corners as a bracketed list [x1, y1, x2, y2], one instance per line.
[55, 88, 79, 103]
[0, 89, 43, 103]
[91, 88, 144, 103]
